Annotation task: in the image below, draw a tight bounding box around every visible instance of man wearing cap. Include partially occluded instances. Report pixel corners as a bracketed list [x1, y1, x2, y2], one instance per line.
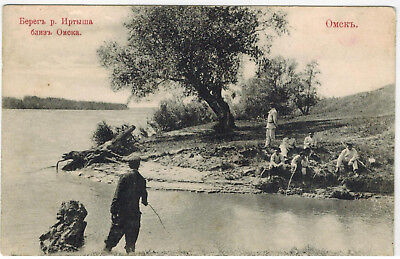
[291, 150, 310, 183]
[335, 142, 359, 175]
[304, 132, 317, 150]
[264, 105, 278, 147]
[268, 147, 286, 174]
[104, 156, 148, 254]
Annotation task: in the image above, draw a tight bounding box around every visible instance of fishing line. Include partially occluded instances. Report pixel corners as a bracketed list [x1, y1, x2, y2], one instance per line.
[23, 165, 56, 174]
[286, 170, 296, 195]
[148, 203, 171, 236]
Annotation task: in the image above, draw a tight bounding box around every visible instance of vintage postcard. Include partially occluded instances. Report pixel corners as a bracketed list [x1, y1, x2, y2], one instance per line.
[1, 5, 396, 256]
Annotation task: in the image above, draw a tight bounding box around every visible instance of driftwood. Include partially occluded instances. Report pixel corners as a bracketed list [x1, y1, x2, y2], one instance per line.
[57, 125, 136, 171]
[39, 200, 88, 254]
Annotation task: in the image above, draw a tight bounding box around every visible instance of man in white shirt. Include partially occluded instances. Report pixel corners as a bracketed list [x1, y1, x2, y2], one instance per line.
[265, 106, 278, 147]
[280, 137, 296, 158]
[291, 151, 309, 175]
[269, 147, 285, 170]
[304, 132, 317, 150]
[335, 142, 359, 175]
[261, 147, 286, 178]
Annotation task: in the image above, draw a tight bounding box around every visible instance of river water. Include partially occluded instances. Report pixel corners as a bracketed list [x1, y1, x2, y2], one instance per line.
[1, 109, 394, 255]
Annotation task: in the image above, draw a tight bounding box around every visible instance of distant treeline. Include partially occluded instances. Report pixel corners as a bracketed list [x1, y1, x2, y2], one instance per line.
[2, 96, 128, 110]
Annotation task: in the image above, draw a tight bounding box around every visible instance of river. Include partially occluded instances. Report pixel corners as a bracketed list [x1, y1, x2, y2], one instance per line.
[1, 109, 394, 255]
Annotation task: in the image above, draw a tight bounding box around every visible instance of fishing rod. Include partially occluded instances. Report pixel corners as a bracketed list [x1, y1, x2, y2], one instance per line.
[24, 165, 56, 174]
[147, 203, 171, 236]
[285, 170, 296, 196]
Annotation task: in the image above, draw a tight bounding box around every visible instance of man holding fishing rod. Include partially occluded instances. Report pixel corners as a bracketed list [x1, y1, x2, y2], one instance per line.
[104, 156, 148, 254]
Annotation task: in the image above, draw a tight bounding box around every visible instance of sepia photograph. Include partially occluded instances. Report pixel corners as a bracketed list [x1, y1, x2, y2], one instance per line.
[1, 5, 396, 256]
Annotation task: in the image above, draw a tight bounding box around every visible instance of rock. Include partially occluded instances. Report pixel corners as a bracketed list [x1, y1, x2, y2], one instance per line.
[314, 188, 326, 195]
[285, 187, 304, 196]
[329, 186, 355, 200]
[39, 200, 87, 254]
[253, 176, 286, 193]
[302, 193, 316, 198]
[231, 155, 250, 166]
[343, 175, 394, 194]
[242, 168, 256, 176]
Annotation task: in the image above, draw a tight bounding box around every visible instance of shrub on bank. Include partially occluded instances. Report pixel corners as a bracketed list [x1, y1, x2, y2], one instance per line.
[150, 98, 216, 132]
[92, 121, 115, 146]
[92, 121, 139, 155]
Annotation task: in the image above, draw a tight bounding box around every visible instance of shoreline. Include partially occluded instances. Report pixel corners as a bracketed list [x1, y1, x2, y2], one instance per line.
[59, 114, 394, 201]
[61, 160, 393, 201]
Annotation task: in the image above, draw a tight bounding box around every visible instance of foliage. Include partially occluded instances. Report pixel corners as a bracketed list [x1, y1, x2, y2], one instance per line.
[92, 122, 138, 155]
[150, 97, 216, 132]
[97, 6, 288, 131]
[235, 56, 298, 119]
[2, 96, 127, 110]
[92, 121, 115, 146]
[292, 61, 321, 115]
[235, 58, 321, 119]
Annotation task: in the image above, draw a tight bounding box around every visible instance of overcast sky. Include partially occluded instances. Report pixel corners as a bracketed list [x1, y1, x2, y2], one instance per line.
[2, 6, 395, 106]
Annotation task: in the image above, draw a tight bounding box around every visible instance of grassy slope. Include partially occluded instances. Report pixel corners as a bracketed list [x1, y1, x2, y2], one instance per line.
[309, 84, 395, 118]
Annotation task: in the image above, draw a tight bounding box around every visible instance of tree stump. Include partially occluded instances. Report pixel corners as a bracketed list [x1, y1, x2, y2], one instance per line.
[39, 200, 88, 254]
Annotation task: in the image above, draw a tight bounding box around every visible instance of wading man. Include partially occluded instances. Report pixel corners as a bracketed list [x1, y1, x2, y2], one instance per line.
[104, 157, 148, 254]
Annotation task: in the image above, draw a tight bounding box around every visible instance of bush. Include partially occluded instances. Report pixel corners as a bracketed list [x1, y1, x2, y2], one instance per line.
[150, 98, 216, 132]
[92, 121, 115, 146]
[233, 78, 295, 120]
[92, 121, 139, 155]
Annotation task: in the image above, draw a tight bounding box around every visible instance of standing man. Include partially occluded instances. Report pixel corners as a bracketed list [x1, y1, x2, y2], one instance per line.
[104, 156, 148, 254]
[265, 105, 278, 148]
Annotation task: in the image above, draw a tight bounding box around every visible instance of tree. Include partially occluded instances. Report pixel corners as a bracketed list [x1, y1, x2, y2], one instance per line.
[97, 6, 288, 132]
[237, 56, 298, 118]
[293, 61, 321, 115]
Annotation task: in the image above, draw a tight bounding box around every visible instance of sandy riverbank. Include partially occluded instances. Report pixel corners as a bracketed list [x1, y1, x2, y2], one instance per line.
[60, 114, 394, 201]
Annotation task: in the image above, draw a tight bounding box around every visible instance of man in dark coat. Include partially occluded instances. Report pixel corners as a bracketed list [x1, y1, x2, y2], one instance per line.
[104, 156, 148, 254]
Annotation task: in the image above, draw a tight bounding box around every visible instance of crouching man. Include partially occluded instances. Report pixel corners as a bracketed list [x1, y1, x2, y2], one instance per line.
[104, 156, 148, 254]
[335, 142, 359, 175]
[268, 147, 286, 176]
[290, 150, 310, 184]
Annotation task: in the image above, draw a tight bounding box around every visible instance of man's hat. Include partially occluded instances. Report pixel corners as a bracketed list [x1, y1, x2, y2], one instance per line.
[345, 141, 354, 147]
[125, 156, 141, 169]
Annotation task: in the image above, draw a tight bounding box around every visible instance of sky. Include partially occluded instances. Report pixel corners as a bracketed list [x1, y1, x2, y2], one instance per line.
[2, 6, 396, 106]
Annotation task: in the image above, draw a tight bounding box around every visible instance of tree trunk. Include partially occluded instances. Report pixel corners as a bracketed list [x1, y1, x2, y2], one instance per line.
[215, 97, 236, 133]
[198, 89, 236, 133]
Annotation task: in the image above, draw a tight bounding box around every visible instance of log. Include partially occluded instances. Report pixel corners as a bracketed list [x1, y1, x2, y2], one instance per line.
[57, 125, 137, 171]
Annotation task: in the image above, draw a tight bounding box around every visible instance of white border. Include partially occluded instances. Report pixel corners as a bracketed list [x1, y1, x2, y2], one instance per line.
[0, 0, 398, 257]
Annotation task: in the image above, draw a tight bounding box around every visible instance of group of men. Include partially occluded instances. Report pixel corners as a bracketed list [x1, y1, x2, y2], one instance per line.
[264, 106, 361, 180]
